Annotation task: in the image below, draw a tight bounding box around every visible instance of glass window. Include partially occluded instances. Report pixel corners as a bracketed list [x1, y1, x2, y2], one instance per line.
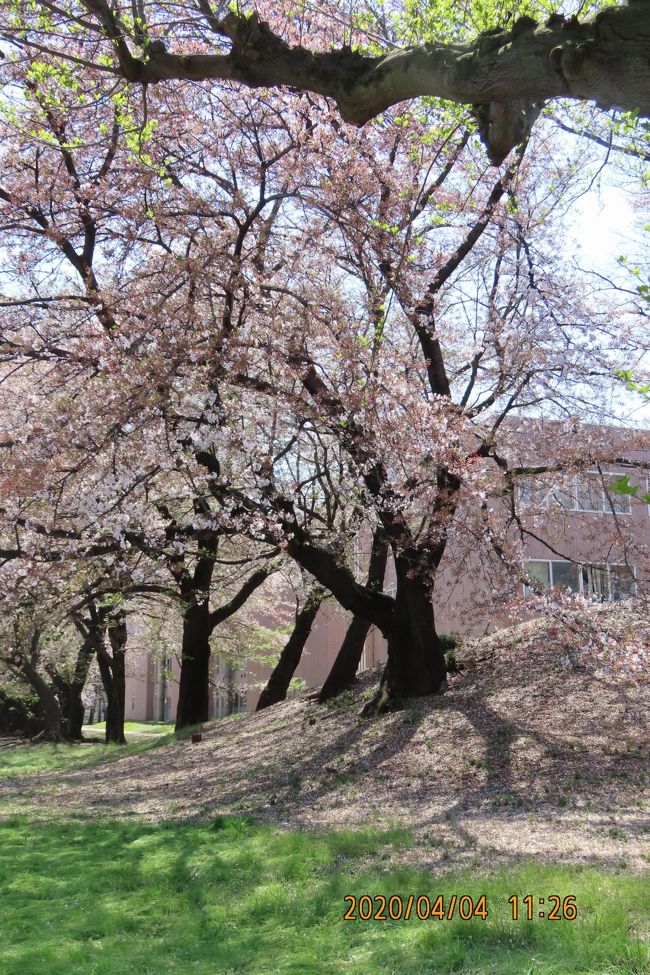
[576, 474, 603, 512]
[582, 564, 607, 599]
[518, 480, 548, 508]
[524, 560, 637, 602]
[524, 561, 551, 588]
[547, 481, 577, 511]
[550, 561, 580, 593]
[602, 475, 632, 515]
[608, 566, 637, 601]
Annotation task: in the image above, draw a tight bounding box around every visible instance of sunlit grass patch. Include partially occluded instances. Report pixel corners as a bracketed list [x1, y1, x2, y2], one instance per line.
[86, 721, 176, 735]
[0, 733, 175, 779]
[0, 814, 646, 975]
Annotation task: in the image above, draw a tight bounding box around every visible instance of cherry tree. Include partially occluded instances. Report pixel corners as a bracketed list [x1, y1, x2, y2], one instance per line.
[0, 558, 114, 740]
[0, 66, 298, 727]
[0, 0, 647, 719]
[226, 114, 648, 708]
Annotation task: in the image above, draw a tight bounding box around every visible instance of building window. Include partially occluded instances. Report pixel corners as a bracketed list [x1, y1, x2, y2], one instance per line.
[517, 480, 550, 509]
[576, 474, 603, 513]
[518, 473, 633, 515]
[602, 475, 633, 515]
[524, 560, 636, 601]
[524, 559, 580, 594]
[607, 565, 638, 601]
[233, 689, 247, 714]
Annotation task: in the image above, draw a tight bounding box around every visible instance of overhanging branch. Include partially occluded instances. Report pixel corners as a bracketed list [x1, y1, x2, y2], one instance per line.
[70, 2, 650, 164]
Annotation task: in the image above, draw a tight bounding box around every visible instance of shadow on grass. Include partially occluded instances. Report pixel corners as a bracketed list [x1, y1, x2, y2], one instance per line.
[0, 815, 646, 975]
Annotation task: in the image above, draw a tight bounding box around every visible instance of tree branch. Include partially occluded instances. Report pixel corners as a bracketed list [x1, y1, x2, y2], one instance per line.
[73, 3, 650, 164]
[208, 563, 275, 631]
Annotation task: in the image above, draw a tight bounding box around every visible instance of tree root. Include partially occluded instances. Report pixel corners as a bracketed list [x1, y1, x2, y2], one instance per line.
[359, 681, 394, 718]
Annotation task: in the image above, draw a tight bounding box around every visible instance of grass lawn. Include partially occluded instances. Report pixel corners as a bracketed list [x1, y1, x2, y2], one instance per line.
[0, 812, 646, 975]
[85, 721, 177, 736]
[0, 734, 175, 779]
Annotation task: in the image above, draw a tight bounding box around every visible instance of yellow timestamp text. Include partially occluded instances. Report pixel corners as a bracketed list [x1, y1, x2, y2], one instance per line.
[343, 894, 488, 922]
[508, 895, 577, 920]
[342, 894, 578, 922]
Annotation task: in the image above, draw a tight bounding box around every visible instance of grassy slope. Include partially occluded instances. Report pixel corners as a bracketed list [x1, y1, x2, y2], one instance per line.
[0, 604, 647, 974]
[0, 814, 647, 975]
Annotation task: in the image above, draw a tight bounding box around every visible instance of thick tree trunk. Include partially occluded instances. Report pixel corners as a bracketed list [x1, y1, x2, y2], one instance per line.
[50, 636, 96, 740]
[175, 598, 212, 730]
[319, 530, 389, 702]
[318, 615, 373, 703]
[362, 562, 446, 716]
[96, 610, 127, 745]
[106, 611, 127, 744]
[66, 685, 87, 741]
[104, 658, 126, 744]
[21, 661, 64, 742]
[256, 587, 325, 711]
[174, 554, 273, 728]
[68, 636, 96, 739]
[286, 537, 446, 712]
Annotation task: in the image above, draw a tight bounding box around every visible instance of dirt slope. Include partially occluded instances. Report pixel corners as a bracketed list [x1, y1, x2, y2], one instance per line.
[2, 603, 648, 871]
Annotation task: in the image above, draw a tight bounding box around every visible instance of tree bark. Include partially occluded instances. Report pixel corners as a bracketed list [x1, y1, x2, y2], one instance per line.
[50, 635, 96, 740]
[175, 595, 212, 730]
[362, 559, 447, 716]
[319, 615, 371, 703]
[102, 609, 127, 744]
[256, 586, 325, 711]
[20, 659, 64, 741]
[284, 529, 448, 708]
[72, 603, 128, 744]
[319, 530, 389, 702]
[9, 627, 64, 741]
[175, 558, 274, 729]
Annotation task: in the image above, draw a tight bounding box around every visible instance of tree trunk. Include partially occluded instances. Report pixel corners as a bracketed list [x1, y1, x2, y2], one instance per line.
[318, 615, 373, 703]
[175, 598, 212, 730]
[50, 635, 96, 740]
[174, 553, 273, 728]
[285, 531, 447, 713]
[256, 587, 324, 711]
[68, 635, 96, 739]
[66, 684, 87, 741]
[96, 610, 127, 745]
[319, 530, 388, 702]
[21, 660, 64, 741]
[106, 610, 127, 744]
[362, 560, 446, 716]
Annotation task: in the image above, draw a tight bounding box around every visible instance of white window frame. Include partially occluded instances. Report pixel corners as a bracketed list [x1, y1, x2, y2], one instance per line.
[523, 558, 637, 601]
[517, 471, 634, 515]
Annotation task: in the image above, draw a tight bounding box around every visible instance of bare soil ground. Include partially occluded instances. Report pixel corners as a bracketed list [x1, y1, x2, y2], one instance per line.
[1, 603, 648, 872]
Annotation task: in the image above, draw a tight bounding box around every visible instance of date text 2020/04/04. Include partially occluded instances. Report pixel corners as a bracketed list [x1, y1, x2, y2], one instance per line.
[343, 894, 578, 922]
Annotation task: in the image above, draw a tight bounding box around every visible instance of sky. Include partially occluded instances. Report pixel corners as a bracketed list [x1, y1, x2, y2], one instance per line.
[568, 177, 650, 427]
[572, 184, 637, 270]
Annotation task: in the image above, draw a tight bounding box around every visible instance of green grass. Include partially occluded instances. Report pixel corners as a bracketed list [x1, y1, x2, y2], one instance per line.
[86, 721, 176, 735]
[0, 734, 175, 779]
[0, 814, 646, 975]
